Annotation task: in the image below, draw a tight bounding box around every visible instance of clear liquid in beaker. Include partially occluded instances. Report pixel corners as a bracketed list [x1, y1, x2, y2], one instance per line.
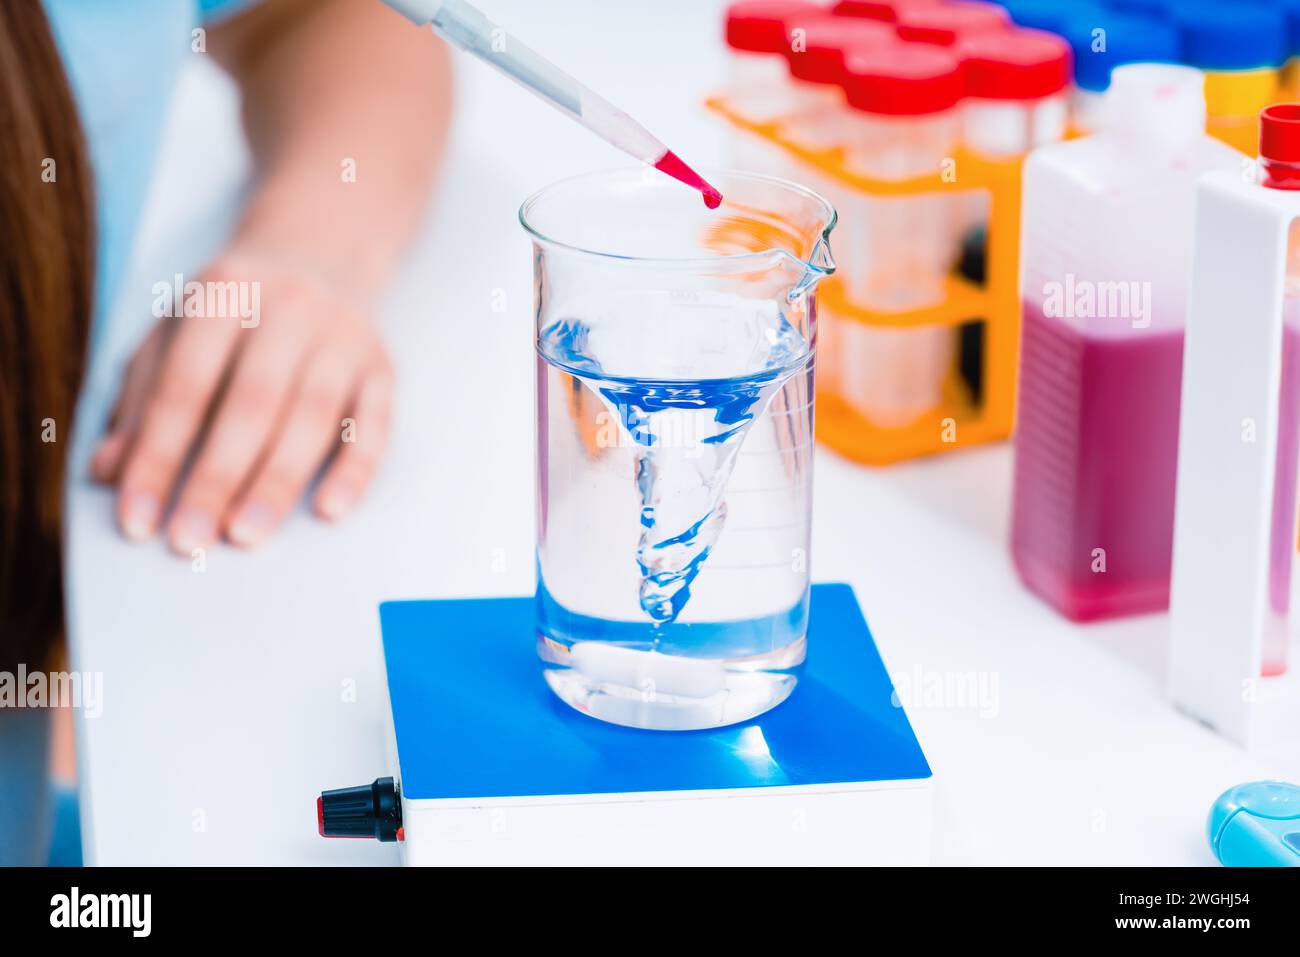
[535, 293, 813, 730]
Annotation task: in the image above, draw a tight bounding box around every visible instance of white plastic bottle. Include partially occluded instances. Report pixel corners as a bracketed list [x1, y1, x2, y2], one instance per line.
[1012, 65, 1242, 622]
[1252, 105, 1300, 676]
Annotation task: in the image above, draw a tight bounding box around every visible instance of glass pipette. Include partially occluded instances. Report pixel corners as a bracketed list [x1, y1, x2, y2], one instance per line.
[383, 0, 723, 208]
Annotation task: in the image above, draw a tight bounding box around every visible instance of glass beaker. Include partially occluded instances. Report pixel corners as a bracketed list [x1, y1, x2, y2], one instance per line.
[522, 169, 836, 731]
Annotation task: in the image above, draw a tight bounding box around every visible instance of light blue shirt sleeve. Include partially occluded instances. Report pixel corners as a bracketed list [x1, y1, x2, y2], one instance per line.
[41, 0, 265, 353]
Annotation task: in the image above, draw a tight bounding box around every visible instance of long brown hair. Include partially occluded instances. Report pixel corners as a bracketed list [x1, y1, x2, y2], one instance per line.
[0, 1, 94, 672]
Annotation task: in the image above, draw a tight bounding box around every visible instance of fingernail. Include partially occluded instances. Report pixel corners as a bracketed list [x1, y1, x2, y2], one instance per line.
[120, 493, 160, 541]
[227, 502, 275, 548]
[317, 486, 355, 521]
[169, 507, 216, 554]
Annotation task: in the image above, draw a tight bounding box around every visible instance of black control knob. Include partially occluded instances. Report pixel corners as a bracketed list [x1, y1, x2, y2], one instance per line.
[317, 776, 402, 842]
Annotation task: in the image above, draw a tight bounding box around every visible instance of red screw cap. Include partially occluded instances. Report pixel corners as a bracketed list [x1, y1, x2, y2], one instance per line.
[842, 44, 964, 116]
[726, 1, 826, 53]
[832, 0, 943, 23]
[788, 17, 900, 85]
[1259, 104, 1300, 190]
[896, 1, 1010, 46]
[958, 28, 1073, 101]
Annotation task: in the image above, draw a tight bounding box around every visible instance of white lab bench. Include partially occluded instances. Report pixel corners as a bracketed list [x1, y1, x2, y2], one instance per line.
[67, 0, 1300, 866]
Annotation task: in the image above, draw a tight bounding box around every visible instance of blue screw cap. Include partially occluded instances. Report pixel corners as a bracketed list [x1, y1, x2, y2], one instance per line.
[1063, 11, 1180, 92]
[1174, 2, 1289, 71]
[997, 0, 1104, 35]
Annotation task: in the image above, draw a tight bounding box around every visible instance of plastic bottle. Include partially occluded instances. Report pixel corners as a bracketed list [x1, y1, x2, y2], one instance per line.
[1254, 103, 1300, 675]
[1174, 2, 1287, 155]
[1011, 64, 1241, 622]
[1237, 0, 1300, 99]
[1272, 0, 1300, 98]
[1061, 10, 1180, 135]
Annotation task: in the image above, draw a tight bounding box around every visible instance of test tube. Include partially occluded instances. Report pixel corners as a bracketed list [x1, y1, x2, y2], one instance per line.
[788, 16, 897, 91]
[723, 1, 826, 125]
[952, 27, 1071, 348]
[780, 17, 900, 150]
[1061, 11, 1180, 135]
[958, 28, 1072, 159]
[832, 44, 965, 427]
[1174, 2, 1287, 155]
[778, 17, 902, 394]
[723, 1, 830, 178]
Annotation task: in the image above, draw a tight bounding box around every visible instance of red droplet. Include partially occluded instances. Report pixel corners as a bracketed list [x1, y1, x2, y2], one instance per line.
[654, 149, 724, 210]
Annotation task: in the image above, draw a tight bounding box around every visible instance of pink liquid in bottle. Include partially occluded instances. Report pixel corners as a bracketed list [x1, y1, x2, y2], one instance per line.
[1013, 299, 1300, 655]
[1252, 112, 1300, 677]
[1011, 69, 1300, 668]
[1012, 304, 1185, 621]
[1263, 300, 1300, 675]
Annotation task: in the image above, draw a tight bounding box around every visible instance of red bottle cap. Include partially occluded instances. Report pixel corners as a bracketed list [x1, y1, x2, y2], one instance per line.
[958, 28, 1072, 101]
[1259, 104, 1300, 190]
[896, 1, 1010, 46]
[726, 1, 826, 53]
[788, 17, 900, 84]
[842, 44, 964, 116]
[832, 0, 943, 23]
[1261, 104, 1300, 163]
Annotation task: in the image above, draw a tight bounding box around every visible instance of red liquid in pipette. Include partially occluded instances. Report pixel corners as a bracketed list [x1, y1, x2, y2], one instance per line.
[654, 150, 723, 209]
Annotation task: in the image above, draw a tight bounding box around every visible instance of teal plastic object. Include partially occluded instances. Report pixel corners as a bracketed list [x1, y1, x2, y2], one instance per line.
[1208, 781, 1300, 866]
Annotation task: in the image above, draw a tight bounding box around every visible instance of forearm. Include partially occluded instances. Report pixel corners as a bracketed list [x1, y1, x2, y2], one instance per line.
[210, 0, 453, 301]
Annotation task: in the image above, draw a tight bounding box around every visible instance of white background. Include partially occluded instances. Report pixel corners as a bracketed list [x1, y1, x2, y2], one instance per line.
[67, 0, 1300, 865]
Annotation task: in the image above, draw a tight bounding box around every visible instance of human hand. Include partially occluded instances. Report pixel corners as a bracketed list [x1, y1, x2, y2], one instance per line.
[90, 249, 394, 556]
